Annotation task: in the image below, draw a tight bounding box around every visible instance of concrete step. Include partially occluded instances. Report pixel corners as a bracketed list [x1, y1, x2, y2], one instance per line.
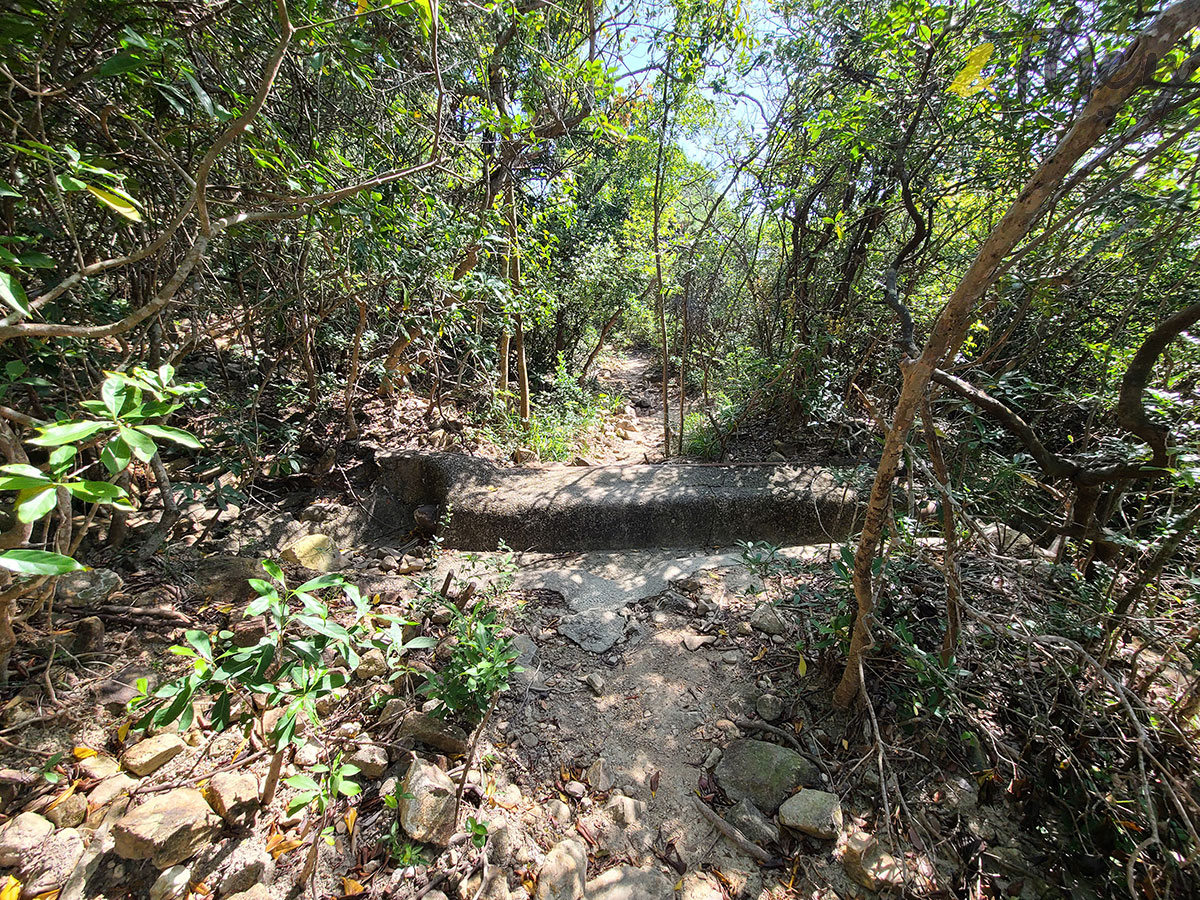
[375, 451, 865, 551]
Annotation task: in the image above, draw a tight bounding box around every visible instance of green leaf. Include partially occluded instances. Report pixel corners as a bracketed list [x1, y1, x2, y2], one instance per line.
[136, 424, 202, 449]
[0, 179, 19, 198]
[56, 173, 87, 192]
[262, 559, 285, 584]
[87, 185, 143, 222]
[99, 51, 148, 78]
[30, 420, 106, 446]
[100, 436, 132, 475]
[0, 549, 83, 575]
[16, 486, 58, 523]
[0, 474, 49, 491]
[64, 480, 127, 503]
[119, 425, 157, 462]
[284, 773, 321, 793]
[48, 445, 75, 474]
[0, 271, 30, 317]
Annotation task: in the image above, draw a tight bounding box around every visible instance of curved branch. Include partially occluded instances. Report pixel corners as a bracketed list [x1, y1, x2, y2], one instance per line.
[1116, 299, 1200, 467]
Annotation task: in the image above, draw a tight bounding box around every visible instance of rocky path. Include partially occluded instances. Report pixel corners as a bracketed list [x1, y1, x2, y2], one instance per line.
[427, 545, 886, 900]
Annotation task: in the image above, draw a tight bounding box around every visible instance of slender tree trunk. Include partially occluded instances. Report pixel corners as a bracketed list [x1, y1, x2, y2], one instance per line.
[652, 55, 673, 456]
[514, 316, 530, 428]
[497, 331, 511, 400]
[920, 399, 962, 666]
[579, 310, 621, 385]
[344, 295, 368, 439]
[833, 1, 1200, 708]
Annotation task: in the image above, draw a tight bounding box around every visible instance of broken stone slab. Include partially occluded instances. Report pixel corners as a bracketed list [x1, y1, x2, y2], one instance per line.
[86, 773, 139, 819]
[78, 754, 120, 780]
[714, 739, 818, 813]
[682, 633, 716, 651]
[121, 733, 186, 776]
[586, 758, 614, 793]
[534, 838, 587, 900]
[95, 665, 156, 715]
[203, 772, 259, 824]
[395, 711, 469, 756]
[112, 787, 222, 867]
[150, 865, 191, 900]
[726, 799, 780, 846]
[778, 788, 843, 839]
[558, 608, 625, 653]
[0, 811, 53, 866]
[280, 533, 344, 572]
[585, 865, 674, 900]
[211, 837, 275, 895]
[45, 792, 87, 828]
[398, 759, 456, 846]
[19, 827, 85, 898]
[604, 795, 646, 828]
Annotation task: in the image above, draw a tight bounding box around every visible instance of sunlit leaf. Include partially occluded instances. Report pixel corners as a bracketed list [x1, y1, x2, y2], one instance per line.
[86, 185, 143, 222]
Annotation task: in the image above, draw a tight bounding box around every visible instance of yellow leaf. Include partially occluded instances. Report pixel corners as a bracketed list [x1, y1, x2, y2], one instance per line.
[31, 891, 60, 900]
[344, 808, 358, 835]
[751, 647, 767, 662]
[1, 875, 22, 900]
[355, 0, 368, 13]
[795, 656, 807, 678]
[73, 746, 97, 760]
[948, 43, 996, 98]
[117, 720, 131, 742]
[265, 834, 304, 859]
[86, 185, 143, 222]
[342, 877, 365, 895]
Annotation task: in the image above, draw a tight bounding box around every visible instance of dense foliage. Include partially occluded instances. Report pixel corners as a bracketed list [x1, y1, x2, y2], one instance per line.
[2, 0, 1199, 893]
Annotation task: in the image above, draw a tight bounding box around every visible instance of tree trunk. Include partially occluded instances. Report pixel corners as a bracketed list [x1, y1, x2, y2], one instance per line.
[344, 295, 368, 440]
[833, 0, 1200, 708]
[579, 310, 621, 385]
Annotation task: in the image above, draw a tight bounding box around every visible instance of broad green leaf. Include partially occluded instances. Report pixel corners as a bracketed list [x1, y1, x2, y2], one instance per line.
[100, 436, 132, 474]
[48, 445, 75, 474]
[0, 271, 30, 317]
[0, 463, 46, 478]
[0, 179, 19, 198]
[16, 252, 55, 269]
[136, 424, 202, 449]
[98, 51, 148, 78]
[0, 549, 82, 575]
[56, 173, 87, 192]
[0, 475, 49, 491]
[16, 485, 56, 523]
[86, 185, 143, 222]
[119, 425, 157, 462]
[64, 480, 127, 503]
[262, 559, 285, 584]
[31, 420, 106, 446]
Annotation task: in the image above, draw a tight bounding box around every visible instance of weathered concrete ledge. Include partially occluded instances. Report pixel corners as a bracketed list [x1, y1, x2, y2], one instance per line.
[375, 451, 865, 551]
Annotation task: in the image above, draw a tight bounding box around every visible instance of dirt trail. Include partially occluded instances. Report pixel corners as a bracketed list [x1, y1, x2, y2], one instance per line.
[589, 353, 674, 463]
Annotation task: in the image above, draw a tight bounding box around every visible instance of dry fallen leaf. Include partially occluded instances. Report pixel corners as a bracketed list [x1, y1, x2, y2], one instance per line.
[265, 833, 304, 860]
[0, 876, 21, 900]
[649, 770, 661, 798]
[44, 781, 79, 813]
[344, 808, 358, 835]
[72, 746, 97, 761]
[341, 877, 365, 896]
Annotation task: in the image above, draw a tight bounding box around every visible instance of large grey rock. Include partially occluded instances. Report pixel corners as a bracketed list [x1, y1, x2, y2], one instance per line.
[585, 865, 674, 900]
[396, 711, 469, 755]
[558, 609, 624, 653]
[121, 733, 186, 776]
[778, 788, 843, 839]
[726, 799, 780, 846]
[18, 827, 85, 898]
[397, 760, 456, 846]
[534, 839, 587, 900]
[346, 742, 388, 779]
[714, 739, 818, 813]
[112, 788, 221, 867]
[57, 568, 123, 605]
[0, 811, 52, 866]
[204, 772, 259, 824]
[749, 603, 786, 636]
